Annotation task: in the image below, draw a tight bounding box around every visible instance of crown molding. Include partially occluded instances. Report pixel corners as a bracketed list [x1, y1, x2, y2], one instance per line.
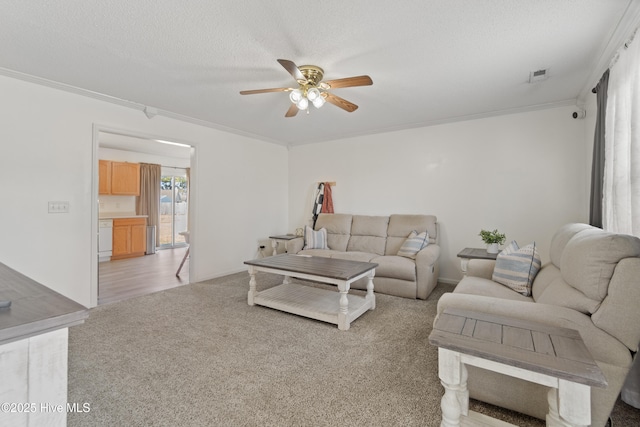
[290, 99, 578, 147]
[0, 67, 285, 146]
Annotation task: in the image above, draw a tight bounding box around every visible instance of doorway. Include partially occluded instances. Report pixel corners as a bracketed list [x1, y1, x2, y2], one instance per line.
[160, 168, 189, 249]
[93, 128, 194, 306]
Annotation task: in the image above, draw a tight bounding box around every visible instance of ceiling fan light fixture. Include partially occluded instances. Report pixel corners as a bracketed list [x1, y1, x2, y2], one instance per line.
[296, 97, 309, 110]
[289, 89, 303, 103]
[312, 96, 325, 109]
[307, 87, 320, 101]
[240, 59, 372, 117]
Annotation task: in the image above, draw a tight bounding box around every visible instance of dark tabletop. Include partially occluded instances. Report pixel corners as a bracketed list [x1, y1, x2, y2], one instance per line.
[245, 254, 378, 281]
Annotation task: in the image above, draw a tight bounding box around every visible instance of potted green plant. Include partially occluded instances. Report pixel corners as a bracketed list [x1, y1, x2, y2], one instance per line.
[479, 229, 506, 254]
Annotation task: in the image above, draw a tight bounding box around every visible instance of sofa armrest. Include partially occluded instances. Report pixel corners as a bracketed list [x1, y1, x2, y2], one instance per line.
[467, 259, 496, 279]
[415, 244, 441, 299]
[285, 237, 304, 254]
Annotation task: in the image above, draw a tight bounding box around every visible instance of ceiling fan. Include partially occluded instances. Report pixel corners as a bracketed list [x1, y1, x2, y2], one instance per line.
[239, 59, 373, 117]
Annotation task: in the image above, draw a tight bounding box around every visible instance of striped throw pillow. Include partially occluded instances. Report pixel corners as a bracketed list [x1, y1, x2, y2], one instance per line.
[397, 231, 429, 259]
[304, 226, 328, 249]
[492, 240, 541, 296]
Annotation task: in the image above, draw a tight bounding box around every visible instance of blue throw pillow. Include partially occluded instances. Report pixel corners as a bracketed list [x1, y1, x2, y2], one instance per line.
[397, 231, 429, 259]
[492, 240, 541, 296]
[304, 226, 328, 250]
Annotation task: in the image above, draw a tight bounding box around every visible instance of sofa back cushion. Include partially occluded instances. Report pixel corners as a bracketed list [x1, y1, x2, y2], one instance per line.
[592, 257, 640, 350]
[385, 214, 437, 255]
[347, 215, 389, 255]
[538, 224, 640, 316]
[314, 213, 352, 251]
[549, 223, 593, 267]
[531, 263, 561, 301]
[561, 229, 640, 302]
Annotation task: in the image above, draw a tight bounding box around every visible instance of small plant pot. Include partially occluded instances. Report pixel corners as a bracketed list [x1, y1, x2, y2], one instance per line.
[487, 243, 499, 254]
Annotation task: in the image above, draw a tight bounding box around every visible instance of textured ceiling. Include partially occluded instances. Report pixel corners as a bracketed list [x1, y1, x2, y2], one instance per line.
[1, 1, 639, 146]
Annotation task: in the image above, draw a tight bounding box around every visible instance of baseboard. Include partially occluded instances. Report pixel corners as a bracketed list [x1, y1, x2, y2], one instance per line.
[438, 277, 460, 286]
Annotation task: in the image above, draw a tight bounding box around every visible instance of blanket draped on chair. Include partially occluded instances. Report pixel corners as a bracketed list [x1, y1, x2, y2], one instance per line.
[311, 182, 334, 228]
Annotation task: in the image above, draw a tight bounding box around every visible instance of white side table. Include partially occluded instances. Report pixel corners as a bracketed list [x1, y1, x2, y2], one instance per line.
[429, 309, 607, 427]
[457, 247, 498, 275]
[268, 234, 298, 256]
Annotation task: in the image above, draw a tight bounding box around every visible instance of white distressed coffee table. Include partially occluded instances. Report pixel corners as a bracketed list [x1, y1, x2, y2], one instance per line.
[244, 254, 377, 331]
[429, 308, 607, 427]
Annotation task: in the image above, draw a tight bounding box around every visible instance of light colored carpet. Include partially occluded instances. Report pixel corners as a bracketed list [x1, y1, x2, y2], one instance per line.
[67, 272, 639, 426]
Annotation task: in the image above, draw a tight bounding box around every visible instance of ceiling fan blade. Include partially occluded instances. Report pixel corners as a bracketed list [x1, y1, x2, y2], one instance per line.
[239, 87, 291, 95]
[324, 93, 358, 112]
[285, 103, 299, 117]
[323, 75, 372, 89]
[277, 59, 307, 83]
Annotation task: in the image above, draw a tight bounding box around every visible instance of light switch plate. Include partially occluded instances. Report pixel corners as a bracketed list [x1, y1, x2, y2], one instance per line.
[48, 201, 69, 213]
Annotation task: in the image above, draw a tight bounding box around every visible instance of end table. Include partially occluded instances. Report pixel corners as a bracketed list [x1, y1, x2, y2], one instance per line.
[268, 234, 299, 256]
[457, 247, 498, 275]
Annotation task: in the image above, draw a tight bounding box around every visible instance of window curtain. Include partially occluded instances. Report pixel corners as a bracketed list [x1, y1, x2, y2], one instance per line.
[603, 30, 640, 236]
[137, 163, 161, 244]
[589, 69, 609, 228]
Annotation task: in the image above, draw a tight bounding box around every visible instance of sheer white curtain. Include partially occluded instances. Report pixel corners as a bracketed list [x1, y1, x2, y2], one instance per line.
[603, 31, 640, 236]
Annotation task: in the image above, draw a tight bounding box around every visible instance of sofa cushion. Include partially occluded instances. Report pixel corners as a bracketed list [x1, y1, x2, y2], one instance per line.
[492, 241, 541, 296]
[385, 214, 437, 255]
[347, 215, 388, 255]
[315, 213, 352, 251]
[454, 276, 533, 302]
[531, 264, 561, 301]
[592, 257, 640, 350]
[397, 231, 429, 259]
[330, 251, 377, 263]
[561, 229, 640, 302]
[536, 278, 602, 314]
[304, 226, 328, 249]
[370, 255, 416, 281]
[298, 249, 341, 258]
[549, 223, 593, 268]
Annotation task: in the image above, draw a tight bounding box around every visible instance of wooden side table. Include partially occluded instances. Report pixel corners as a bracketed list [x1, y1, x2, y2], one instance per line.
[268, 234, 299, 256]
[429, 308, 607, 426]
[457, 247, 498, 275]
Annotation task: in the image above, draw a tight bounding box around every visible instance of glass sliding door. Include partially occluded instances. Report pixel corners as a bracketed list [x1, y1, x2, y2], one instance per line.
[159, 167, 188, 248]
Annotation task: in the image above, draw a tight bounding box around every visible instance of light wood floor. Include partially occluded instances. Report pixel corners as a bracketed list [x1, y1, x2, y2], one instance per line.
[98, 247, 189, 305]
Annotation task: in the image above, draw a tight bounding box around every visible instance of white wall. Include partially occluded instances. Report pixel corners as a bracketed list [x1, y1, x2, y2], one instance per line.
[289, 105, 590, 283]
[0, 75, 288, 307]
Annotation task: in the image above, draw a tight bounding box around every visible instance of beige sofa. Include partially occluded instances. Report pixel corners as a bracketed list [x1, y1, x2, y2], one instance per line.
[436, 223, 640, 427]
[285, 213, 440, 299]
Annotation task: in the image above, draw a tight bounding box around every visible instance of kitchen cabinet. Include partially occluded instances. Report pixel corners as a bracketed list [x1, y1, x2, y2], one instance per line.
[98, 160, 112, 194]
[99, 160, 140, 196]
[111, 217, 147, 260]
[111, 162, 140, 195]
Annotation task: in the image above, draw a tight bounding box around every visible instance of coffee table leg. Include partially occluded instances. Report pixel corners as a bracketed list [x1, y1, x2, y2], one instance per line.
[248, 266, 257, 305]
[338, 282, 349, 331]
[547, 381, 591, 427]
[366, 269, 376, 310]
[438, 348, 466, 427]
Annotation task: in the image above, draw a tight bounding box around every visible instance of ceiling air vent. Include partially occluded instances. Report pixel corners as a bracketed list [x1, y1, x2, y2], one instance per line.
[529, 68, 549, 83]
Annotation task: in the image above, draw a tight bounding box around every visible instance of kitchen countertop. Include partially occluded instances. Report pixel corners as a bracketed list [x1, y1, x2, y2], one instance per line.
[99, 212, 148, 219]
[0, 262, 88, 346]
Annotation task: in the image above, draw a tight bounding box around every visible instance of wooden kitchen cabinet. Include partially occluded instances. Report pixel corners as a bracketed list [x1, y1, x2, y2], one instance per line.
[111, 217, 147, 260]
[110, 162, 140, 195]
[98, 161, 140, 196]
[98, 160, 112, 195]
